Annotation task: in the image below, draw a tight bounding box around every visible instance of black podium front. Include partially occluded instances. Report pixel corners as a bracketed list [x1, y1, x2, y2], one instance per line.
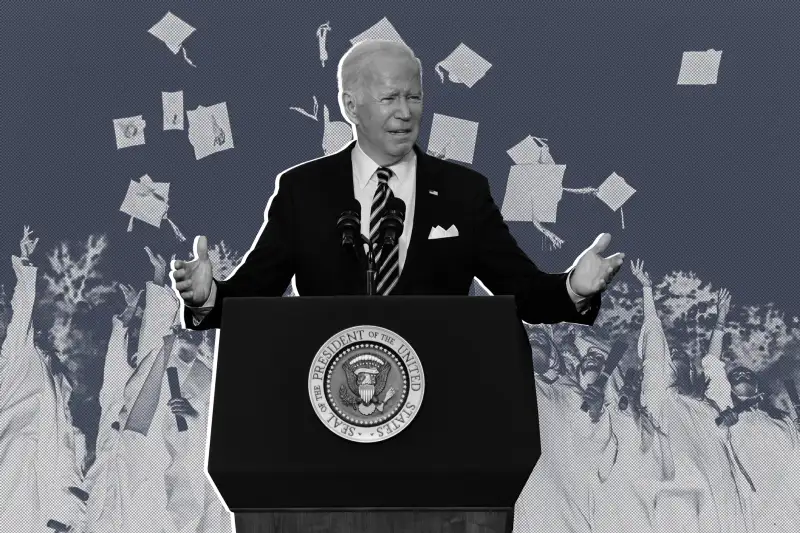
[209, 296, 540, 532]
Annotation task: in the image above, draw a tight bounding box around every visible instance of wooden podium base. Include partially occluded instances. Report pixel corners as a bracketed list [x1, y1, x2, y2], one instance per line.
[233, 508, 513, 533]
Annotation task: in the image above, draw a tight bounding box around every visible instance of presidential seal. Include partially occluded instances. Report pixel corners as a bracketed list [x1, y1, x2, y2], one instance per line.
[308, 325, 425, 443]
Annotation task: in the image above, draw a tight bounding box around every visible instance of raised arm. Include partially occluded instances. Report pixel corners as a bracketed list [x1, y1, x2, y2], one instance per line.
[95, 285, 141, 448]
[137, 279, 181, 357]
[631, 260, 673, 415]
[0, 227, 40, 396]
[701, 288, 733, 410]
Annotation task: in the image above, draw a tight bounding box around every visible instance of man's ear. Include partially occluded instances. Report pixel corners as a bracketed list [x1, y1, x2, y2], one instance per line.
[341, 92, 359, 125]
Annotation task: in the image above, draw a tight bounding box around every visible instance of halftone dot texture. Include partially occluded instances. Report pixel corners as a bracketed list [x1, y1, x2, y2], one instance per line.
[597, 172, 636, 212]
[426, 113, 479, 164]
[349, 17, 406, 45]
[186, 102, 234, 161]
[677, 49, 722, 85]
[502, 164, 566, 223]
[148, 11, 195, 55]
[434, 43, 493, 88]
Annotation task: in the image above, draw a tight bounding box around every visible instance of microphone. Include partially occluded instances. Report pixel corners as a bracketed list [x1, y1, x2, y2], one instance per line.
[337, 201, 362, 248]
[378, 197, 406, 250]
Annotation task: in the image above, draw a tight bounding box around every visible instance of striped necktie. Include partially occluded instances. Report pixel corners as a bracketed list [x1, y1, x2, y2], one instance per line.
[370, 167, 400, 295]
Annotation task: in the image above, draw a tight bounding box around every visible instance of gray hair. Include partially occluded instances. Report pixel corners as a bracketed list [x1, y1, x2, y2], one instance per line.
[337, 40, 422, 102]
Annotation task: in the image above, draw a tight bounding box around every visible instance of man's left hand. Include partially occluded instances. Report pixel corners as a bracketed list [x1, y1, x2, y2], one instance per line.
[569, 233, 625, 297]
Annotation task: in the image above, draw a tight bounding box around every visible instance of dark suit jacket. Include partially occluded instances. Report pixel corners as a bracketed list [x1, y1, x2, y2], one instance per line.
[185, 142, 601, 329]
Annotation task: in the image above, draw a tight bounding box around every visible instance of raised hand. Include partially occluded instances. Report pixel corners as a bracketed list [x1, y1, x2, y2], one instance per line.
[118, 283, 143, 326]
[630, 258, 652, 287]
[170, 235, 213, 307]
[569, 233, 625, 297]
[716, 288, 731, 322]
[20, 225, 39, 260]
[144, 246, 167, 285]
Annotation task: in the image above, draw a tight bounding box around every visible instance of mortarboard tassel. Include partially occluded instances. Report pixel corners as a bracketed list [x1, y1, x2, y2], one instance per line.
[621, 207, 625, 230]
[181, 47, 197, 68]
[435, 63, 446, 84]
[317, 22, 331, 67]
[563, 187, 598, 195]
[164, 216, 187, 242]
[532, 218, 564, 250]
[127, 216, 134, 232]
[289, 96, 319, 120]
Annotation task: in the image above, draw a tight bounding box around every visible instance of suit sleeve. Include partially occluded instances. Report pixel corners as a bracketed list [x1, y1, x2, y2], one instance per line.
[471, 175, 600, 325]
[185, 173, 296, 330]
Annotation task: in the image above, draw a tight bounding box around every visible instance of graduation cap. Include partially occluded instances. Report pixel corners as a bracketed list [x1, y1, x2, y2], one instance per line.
[119, 174, 186, 241]
[434, 43, 492, 89]
[186, 102, 234, 160]
[595, 172, 636, 229]
[148, 11, 197, 67]
[316, 22, 332, 67]
[506, 135, 555, 165]
[350, 17, 406, 45]
[426, 113, 479, 164]
[501, 163, 568, 250]
[677, 49, 722, 86]
[162, 91, 184, 130]
[113, 115, 146, 149]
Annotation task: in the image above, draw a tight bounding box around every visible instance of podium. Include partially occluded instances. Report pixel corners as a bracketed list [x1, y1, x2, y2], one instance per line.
[208, 296, 541, 532]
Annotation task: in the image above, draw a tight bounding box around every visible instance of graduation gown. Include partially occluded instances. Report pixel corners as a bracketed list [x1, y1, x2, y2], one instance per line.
[0, 257, 83, 532]
[162, 352, 232, 533]
[728, 409, 800, 532]
[83, 281, 179, 533]
[638, 286, 749, 533]
[514, 373, 617, 533]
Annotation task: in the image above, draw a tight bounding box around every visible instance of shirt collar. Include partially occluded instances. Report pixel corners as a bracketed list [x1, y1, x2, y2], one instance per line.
[352, 141, 416, 190]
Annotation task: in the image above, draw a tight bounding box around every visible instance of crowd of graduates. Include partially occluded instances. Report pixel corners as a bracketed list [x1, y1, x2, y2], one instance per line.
[3, 225, 800, 533]
[0, 228, 232, 533]
[514, 259, 800, 533]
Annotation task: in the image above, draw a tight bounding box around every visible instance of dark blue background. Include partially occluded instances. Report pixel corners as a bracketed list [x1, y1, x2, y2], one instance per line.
[1, 1, 798, 315]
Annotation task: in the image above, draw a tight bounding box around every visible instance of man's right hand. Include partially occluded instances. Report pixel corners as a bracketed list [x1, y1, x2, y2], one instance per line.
[171, 235, 213, 307]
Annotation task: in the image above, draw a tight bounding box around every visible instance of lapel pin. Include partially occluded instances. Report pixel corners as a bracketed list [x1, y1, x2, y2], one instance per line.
[429, 189, 438, 196]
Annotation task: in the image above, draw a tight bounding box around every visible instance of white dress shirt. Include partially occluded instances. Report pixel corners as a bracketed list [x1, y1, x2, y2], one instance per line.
[352, 142, 416, 272]
[190, 141, 586, 324]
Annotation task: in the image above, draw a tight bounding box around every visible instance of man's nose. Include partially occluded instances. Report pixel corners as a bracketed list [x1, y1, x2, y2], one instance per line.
[396, 98, 412, 119]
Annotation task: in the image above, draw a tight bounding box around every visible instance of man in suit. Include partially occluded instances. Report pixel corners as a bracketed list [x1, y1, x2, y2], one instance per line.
[171, 39, 624, 330]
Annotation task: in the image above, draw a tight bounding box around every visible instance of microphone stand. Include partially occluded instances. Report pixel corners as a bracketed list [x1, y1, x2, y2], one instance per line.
[361, 233, 378, 295]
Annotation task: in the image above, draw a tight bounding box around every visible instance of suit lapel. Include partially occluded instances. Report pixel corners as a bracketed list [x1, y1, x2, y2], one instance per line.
[395, 145, 438, 294]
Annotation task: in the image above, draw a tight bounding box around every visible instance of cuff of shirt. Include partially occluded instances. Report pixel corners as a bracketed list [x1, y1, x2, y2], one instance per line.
[187, 281, 216, 326]
[566, 270, 590, 314]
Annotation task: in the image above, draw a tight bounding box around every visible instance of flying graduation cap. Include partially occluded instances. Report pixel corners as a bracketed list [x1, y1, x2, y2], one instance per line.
[148, 11, 197, 67]
[501, 136, 597, 250]
[119, 174, 186, 241]
[434, 43, 492, 89]
[350, 17, 406, 45]
[595, 172, 636, 229]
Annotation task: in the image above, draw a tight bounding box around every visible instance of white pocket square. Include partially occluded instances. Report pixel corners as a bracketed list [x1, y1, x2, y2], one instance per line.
[428, 224, 459, 239]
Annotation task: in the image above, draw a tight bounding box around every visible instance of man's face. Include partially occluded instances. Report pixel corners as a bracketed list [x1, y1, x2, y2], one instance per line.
[579, 349, 605, 385]
[345, 51, 423, 165]
[729, 367, 758, 398]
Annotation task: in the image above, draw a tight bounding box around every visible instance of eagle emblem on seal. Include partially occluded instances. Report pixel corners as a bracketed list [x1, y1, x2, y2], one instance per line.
[339, 353, 396, 416]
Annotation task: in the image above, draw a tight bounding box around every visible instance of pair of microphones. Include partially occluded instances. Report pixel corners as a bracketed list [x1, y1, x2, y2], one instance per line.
[337, 197, 406, 295]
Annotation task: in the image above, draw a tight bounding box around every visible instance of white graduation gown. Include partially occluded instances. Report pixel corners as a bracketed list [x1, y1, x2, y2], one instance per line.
[0, 258, 83, 532]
